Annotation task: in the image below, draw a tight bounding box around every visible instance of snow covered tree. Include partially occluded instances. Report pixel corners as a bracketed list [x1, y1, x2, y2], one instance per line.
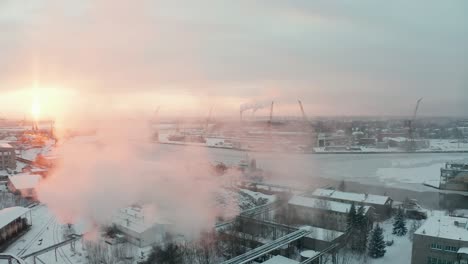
[368, 224, 386, 258]
[346, 202, 357, 230]
[347, 203, 370, 252]
[392, 207, 408, 236]
[355, 204, 370, 252]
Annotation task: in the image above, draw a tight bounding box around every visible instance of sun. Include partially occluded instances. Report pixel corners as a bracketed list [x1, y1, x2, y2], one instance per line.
[31, 96, 41, 120]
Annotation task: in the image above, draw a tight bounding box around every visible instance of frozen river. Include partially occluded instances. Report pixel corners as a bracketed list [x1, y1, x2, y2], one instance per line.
[150, 143, 468, 209]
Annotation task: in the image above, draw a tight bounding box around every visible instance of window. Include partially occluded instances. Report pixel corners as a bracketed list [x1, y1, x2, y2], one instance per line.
[427, 257, 455, 264]
[431, 243, 444, 250]
[443, 245, 458, 252]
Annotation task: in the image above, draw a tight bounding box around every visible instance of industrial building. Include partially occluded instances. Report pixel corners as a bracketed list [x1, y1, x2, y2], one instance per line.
[288, 196, 372, 232]
[7, 173, 41, 199]
[411, 215, 468, 264]
[310, 188, 393, 219]
[440, 162, 468, 191]
[112, 205, 170, 247]
[0, 206, 31, 251]
[0, 143, 16, 170]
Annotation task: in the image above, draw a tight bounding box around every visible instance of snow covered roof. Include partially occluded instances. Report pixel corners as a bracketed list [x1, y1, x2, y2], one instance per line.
[300, 250, 319, 259]
[458, 248, 468, 255]
[8, 174, 41, 190]
[113, 206, 170, 234]
[0, 206, 29, 229]
[304, 226, 344, 242]
[262, 256, 299, 264]
[0, 143, 13, 149]
[289, 196, 370, 214]
[312, 189, 390, 205]
[415, 215, 468, 241]
[3, 136, 18, 141]
[386, 137, 408, 142]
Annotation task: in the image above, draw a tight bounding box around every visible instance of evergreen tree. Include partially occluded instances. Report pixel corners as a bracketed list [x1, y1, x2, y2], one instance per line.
[368, 224, 386, 258]
[346, 202, 357, 230]
[144, 243, 183, 264]
[392, 207, 408, 236]
[354, 204, 370, 252]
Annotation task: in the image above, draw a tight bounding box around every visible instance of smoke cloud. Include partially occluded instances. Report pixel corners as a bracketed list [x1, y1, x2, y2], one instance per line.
[36, 117, 239, 238]
[240, 100, 271, 114]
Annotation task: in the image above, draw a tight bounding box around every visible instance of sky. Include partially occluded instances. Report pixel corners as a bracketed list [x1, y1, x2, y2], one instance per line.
[0, 0, 467, 119]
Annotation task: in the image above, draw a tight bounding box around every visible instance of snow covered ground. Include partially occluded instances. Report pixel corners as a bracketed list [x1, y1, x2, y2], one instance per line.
[5, 205, 87, 264]
[19, 139, 55, 161]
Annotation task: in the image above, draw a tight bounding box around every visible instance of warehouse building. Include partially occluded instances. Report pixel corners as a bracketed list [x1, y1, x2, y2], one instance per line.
[0, 143, 16, 170]
[7, 173, 41, 199]
[310, 188, 393, 219]
[0, 206, 31, 251]
[440, 162, 468, 191]
[288, 196, 372, 232]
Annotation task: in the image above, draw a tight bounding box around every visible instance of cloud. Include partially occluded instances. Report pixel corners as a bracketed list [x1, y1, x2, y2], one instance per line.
[0, 0, 466, 116]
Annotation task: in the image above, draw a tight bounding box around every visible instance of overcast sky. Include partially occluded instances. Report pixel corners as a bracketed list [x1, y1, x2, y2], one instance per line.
[0, 0, 467, 118]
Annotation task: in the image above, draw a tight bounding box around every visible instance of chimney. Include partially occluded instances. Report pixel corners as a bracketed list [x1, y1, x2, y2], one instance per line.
[126, 218, 130, 227]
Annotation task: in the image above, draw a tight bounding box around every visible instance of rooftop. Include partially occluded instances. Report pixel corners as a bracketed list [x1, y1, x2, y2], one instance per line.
[112, 206, 170, 234]
[415, 215, 468, 241]
[311, 188, 390, 205]
[8, 174, 41, 190]
[0, 143, 14, 149]
[303, 226, 344, 242]
[0, 206, 29, 229]
[300, 250, 320, 259]
[289, 196, 370, 214]
[262, 255, 299, 264]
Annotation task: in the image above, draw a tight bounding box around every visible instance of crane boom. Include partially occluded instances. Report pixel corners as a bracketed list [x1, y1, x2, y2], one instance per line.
[298, 100, 307, 122]
[406, 97, 423, 152]
[412, 98, 423, 121]
[205, 106, 213, 132]
[269, 101, 274, 123]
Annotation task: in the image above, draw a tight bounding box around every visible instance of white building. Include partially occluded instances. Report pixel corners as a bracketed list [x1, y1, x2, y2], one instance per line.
[311, 188, 392, 219]
[112, 206, 170, 247]
[7, 174, 41, 198]
[411, 215, 468, 264]
[288, 196, 372, 232]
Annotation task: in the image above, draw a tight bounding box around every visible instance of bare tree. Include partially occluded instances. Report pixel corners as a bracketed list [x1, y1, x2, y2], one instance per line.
[408, 220, 422, 241]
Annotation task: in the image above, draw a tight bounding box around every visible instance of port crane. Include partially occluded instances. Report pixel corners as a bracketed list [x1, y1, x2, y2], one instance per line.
[405, 97, 423, 151]
[297, 100, 316, 149]
[298, 100, 308, 122]
[268, 101, 274, 124]
[204, 106, 213, 135]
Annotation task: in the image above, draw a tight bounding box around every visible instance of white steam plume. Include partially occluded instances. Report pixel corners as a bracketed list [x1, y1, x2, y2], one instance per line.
[37, 118, 238, 238]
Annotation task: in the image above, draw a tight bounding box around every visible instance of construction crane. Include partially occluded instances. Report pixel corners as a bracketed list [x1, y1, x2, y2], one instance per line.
[298, 100, 316, 149]
[204, 106, 213, 134]
[298, 100, 308, 122]
[268, 101, 274, 124]
[406, 98, 423, 152]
